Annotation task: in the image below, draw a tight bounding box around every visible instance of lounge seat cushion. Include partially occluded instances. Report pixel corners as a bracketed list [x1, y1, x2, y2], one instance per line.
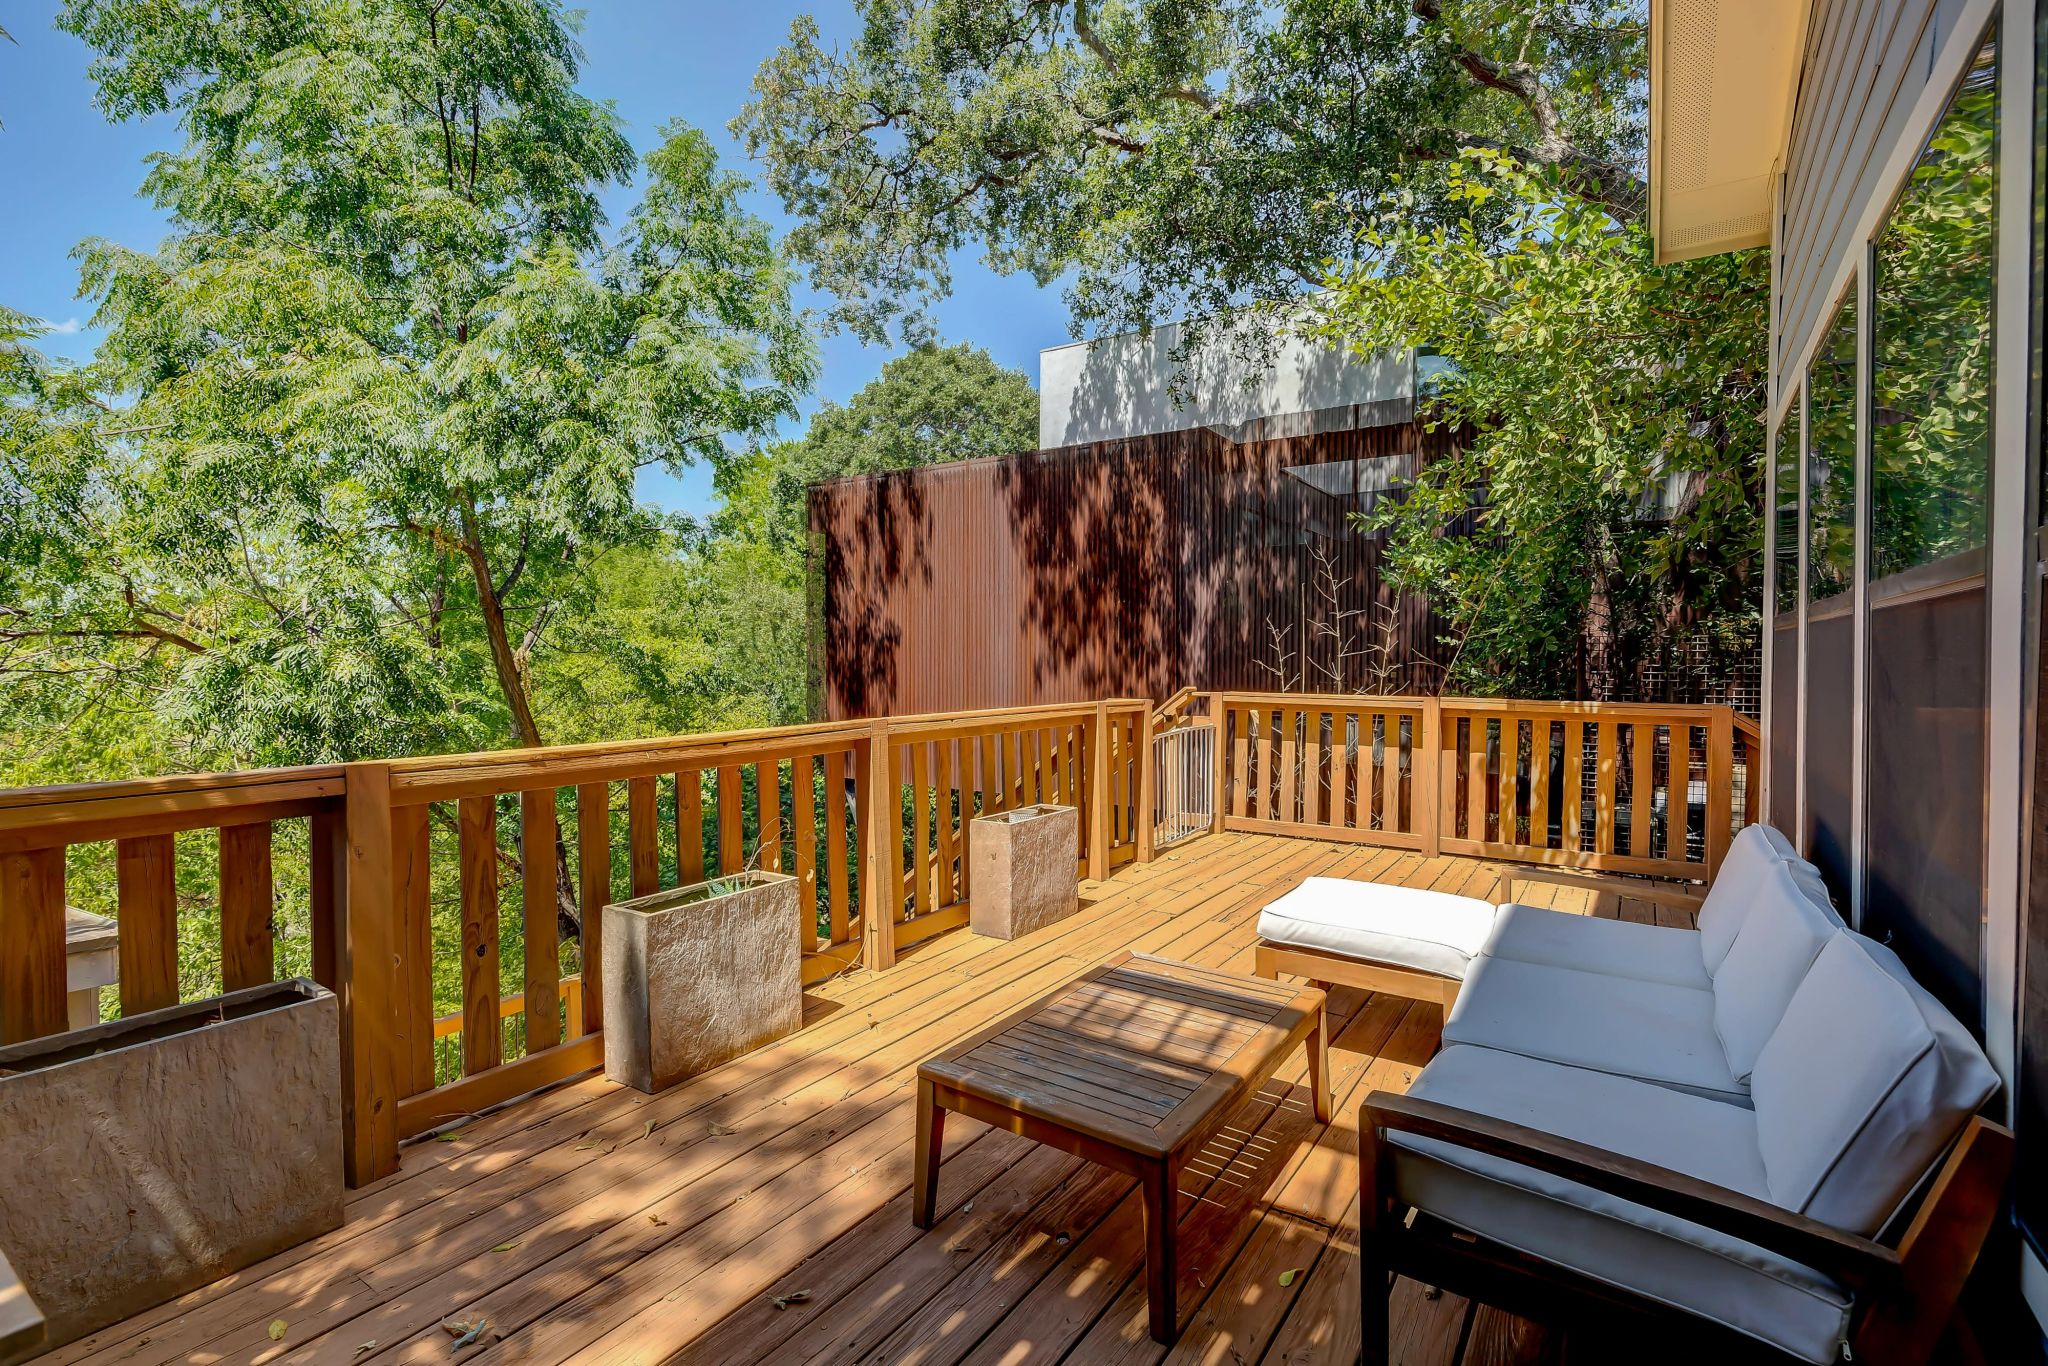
[1752, 934, 1999, 1235]
[1442, 955, 1747, 1103]
[1389, 1045, 1850, 1364]
[1710, 860, 1844, 1083]
[1255, 878, 1497, 981]
[1480, 903, 1711, 990]
[1695, 823, 1805, 973]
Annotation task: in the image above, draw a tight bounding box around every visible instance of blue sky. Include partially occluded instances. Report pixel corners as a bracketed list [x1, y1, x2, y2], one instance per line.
[0, 3, 1072, 516]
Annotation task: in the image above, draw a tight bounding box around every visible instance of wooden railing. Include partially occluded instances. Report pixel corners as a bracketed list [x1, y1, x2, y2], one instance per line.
[1208, 693, 1760, 881]
[0, 690, 1756, 1191]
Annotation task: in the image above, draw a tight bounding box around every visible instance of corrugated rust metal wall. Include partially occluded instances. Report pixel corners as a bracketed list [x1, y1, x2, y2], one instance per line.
[808, 419, 1463, 720]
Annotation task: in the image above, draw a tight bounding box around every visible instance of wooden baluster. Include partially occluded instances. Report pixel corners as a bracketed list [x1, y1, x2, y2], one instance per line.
[1230, 708, 1249, 819]
[1634, 722, 1657, 859]
[457, 795, 500, 1076]
[717, 766, 743, 874]
[1465, 718, 1488, 843]
[1276, 709, 1299, 825]
[1707, 710, 1735, 874]
[309, 809, 346, 993]
[1136, 712, 1157, 861]
[628, 775, 659, 896]
[1047, 726, 1064, 806]
[1302, 711, 1323, 827]
[1529, 720, 1552, 851]
[756, 760, 783, 873]
[825, 750, 850, 947]
[675, 770, 704, 884]
[1497, 720, 1521, 848]
[394, 803, 434, 1092]
[576, 782, 608, 1036]
[863, 730, 903, 971]
[1561, 721, 1586, 854]
[342, 761, 401, 1185]
[909, 741, 932, 916]
[794, 754, 818, 948]
[1088, 705, 1112, 880]
[520, 790, 561, 1054]
[1254, 708, 1275, 821]
[0, 847, 67, 1044]
[1595, 723, 1618, 855]
[219, 822, 275, 991]
[934, 742, 958, 904]
[1414, 705, 1438, 852]
[116, 833, 179, 1016]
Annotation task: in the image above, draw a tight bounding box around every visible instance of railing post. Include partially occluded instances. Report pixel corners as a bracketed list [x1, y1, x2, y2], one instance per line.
[1135, 703, 1157, 863]
[1417, 697, 1442, 857]
[1706, 707, 1735, 878]
[1088, 702, 1112, 882]
[341, 761, 401, 1187]
[862, 721, 898, 971]
[1204, 693, 1226, 835]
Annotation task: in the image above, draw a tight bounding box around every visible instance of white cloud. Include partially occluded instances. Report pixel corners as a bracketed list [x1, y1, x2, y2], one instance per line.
[41, 317, 83, 335]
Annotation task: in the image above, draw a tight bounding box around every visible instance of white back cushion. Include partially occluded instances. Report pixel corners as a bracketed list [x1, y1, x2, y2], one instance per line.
[1710, 859, 1841, 1082]
[1697, 823, 1802, 973]
[1751, 934, 1998, 1233]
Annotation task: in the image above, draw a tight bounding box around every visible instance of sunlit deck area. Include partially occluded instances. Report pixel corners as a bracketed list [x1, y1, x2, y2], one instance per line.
[45, 831, 1674, 1366]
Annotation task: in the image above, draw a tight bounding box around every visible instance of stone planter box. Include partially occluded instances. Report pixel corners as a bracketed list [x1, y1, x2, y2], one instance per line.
[602, 870, 802, 1094]
[969, 804, 1081, 941]
[0, 980, 342, 1350]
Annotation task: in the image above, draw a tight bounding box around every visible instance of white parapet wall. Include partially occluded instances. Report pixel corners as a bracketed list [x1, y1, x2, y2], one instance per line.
[1038, 313, 1417, 448]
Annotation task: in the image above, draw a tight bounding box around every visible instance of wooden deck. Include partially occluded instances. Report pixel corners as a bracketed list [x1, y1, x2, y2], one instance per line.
[51, 832, 1673, 1366]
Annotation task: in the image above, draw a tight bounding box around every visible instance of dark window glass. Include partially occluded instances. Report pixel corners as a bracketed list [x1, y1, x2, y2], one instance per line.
[1871, 44, 1998, 582]
[1806, 297, 1857, 603]
[1772, 415, 1801, 615]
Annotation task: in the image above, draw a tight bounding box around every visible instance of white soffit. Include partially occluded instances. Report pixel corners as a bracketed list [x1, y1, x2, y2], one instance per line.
[1650, 0, 1802, 264]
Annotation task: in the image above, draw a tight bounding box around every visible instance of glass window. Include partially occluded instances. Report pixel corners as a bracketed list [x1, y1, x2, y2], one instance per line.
[1870, 42, 1997, 580]
[1772, 413, 1801, 615]
[1806, 296, 1857, 603]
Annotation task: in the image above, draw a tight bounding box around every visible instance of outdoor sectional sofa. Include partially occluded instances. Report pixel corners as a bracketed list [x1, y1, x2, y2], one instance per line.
[1254, 825, 2015, 1365]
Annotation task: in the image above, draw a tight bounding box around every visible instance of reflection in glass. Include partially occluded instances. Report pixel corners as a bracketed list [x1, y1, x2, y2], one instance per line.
[1772, 411, 1801, 615]
[1806, 296, 1857, 602]
[1870, 42, 1996, 580]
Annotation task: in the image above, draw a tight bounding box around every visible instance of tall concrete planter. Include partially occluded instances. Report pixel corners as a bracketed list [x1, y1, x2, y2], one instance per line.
[0, 980, 342, 1350]
[969, 804, 1081, 940]
[602, 870, 802, 1094]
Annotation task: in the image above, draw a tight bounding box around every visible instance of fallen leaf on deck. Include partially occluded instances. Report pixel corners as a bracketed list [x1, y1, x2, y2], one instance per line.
[642, 1120, 656, 1140]
[1054, 1232, 1070, 1247]
[490, 1241, 519, 1253]
[771, 1290, 813, 1310]
[708, 1122, 739, 1136]
[267, 1320, 289, 1342]
[574, 1142, 596, 1151]
[354, 1342, 377, 1356]
[449, 1318, 489, 1350]
[961, 1199, 975, 1215]
[1278, 1268, 1301, 1287]
[647, 1213, 667, 1226]
[434, 1133, 461, 1143]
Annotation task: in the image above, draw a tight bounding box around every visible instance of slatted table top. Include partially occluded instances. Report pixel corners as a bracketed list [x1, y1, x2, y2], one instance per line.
[919, 951, 1326, 1160]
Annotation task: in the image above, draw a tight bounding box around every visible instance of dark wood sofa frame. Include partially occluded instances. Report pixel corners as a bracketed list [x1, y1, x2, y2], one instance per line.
[1358, 1093, 2015, 1365]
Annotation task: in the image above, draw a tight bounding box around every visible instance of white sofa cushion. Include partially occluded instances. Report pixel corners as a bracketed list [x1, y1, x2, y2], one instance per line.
[1389, 1045, 1850, 1364]
[1443, 955, 1746, 1102]
[1710, 859, 1842, 1083]
[1255, 877, 1497, 980]
[1751, 934, 1999, 1235]
[1695, 822, 1802, 973]
[1480, 903, 1711, 990]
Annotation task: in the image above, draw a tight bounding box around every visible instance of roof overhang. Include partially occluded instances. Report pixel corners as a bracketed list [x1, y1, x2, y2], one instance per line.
[1649, 0, 1806, 264]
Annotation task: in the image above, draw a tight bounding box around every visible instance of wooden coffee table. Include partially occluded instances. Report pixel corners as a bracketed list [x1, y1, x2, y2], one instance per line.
[913, 951, 1330, 1344]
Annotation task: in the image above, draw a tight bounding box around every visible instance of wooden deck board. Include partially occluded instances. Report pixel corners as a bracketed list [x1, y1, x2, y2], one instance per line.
[64, 832, 1613, 1366]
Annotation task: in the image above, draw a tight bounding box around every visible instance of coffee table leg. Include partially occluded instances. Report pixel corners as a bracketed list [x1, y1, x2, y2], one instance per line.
[913, 1078, 945, 1229]
[1142, 1162, 1177, 1344]
[1308, 1005, 1332, 1124]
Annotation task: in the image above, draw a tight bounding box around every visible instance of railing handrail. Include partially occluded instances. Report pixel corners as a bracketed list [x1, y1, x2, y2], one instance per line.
[0, 764, 347, 813]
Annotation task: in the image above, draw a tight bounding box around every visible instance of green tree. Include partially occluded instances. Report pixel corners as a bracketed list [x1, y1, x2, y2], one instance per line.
[738, 0, 1643, 347]
[1319, 153, 1768, 696]
[11, 0, 814, 775]
[763, 341, 1038, 553]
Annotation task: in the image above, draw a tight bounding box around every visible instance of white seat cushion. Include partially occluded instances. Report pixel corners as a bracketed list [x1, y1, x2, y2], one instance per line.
[1255, 878, 1497, 980]
[1389, 1045, 1850, 1364]
[1443, 955, 1747, 1102]
[1751, 934, 1999, 1235]
[1480, 903, 1711, 990]
[1710, 860, 1843, 1083]
[1696, 823, 1804, 973]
